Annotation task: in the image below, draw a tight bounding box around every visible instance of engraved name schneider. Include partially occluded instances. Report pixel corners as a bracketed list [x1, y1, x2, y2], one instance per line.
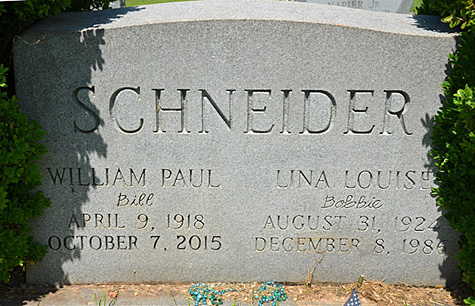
[73, 87, 412, 135]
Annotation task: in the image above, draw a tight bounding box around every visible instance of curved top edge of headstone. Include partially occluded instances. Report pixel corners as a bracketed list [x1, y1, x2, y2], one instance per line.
[20, 0, 457, 38]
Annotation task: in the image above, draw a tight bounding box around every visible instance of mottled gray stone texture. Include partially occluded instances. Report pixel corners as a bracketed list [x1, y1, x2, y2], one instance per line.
[296, 0, 413, 14]
[14, 0, 459, 286]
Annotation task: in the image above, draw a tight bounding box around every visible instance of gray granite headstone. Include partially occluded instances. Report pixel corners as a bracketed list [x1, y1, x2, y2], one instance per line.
[295, 0, 413, 13]
[14, 0, 459, 286]
[109, 0, 126, 9]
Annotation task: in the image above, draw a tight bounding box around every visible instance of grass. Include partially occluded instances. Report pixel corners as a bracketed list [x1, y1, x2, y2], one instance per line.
[411, 0, 422, 12]
[126, 0, 195, 7]
[94, 291, 117, 306]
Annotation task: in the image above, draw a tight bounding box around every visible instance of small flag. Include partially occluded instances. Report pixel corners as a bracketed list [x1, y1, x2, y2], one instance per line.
[343, 287, 361, 306]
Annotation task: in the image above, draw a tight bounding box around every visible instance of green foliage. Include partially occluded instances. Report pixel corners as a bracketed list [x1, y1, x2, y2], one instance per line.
[418, 0, 475, 295]
[0, 0, 69, 69]
[94, 291, 117, 306]
[432, 81, 475, 289]
[416, 0, 475, 30]
[465, 296, 475, 305]
[0, 0, 111, 284]
[0, 65, 50, 283]
[69, 0, 111, 11]
[0, 0, 111, 70]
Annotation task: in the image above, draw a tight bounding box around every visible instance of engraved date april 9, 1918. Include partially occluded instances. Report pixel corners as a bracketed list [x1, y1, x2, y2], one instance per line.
[67, 212, 206, 231]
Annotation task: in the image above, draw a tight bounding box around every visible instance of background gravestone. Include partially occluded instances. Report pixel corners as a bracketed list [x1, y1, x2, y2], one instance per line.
[295, 0, 414, 13]
[14, 0, 459, 286]
[109, 0, 126, 9]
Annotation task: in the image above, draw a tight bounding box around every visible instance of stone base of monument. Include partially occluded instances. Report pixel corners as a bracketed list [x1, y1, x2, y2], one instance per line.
[1, 280, 465, 306]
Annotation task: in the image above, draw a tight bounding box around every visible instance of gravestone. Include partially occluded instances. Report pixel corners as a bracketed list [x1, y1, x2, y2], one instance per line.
[14, 0, 460, 286]
[295, 0, 413, 13]
[109, 0, 126, 9]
